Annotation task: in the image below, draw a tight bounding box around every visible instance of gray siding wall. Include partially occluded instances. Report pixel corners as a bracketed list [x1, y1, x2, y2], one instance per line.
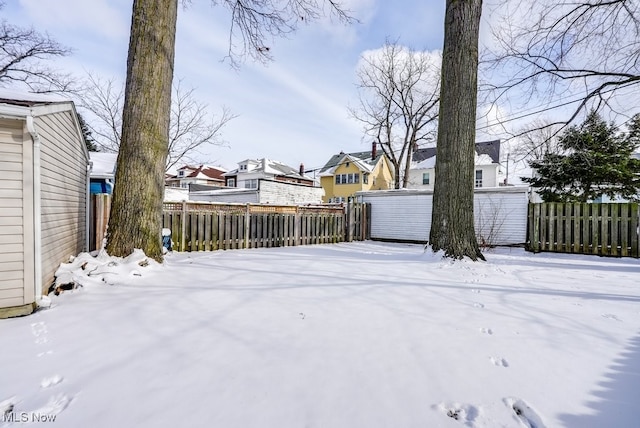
[189, 181, 323, 205]
[359, 187, 529, 245]
[36, 111, 88, 293]
[0, 119, 34, 308]
[258, 180, 324, 204]
[190, 190, 260, 204]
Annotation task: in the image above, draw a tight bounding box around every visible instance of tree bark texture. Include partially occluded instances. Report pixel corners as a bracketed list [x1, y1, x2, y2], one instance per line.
[429, 0, 484, 261]
[106, 0, 178, 262]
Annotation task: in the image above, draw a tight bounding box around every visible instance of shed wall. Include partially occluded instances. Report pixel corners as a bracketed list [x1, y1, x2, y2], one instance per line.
[37, 111, 88, 293]
[0, 118, 34, 308]
[359, 188, 529, 245]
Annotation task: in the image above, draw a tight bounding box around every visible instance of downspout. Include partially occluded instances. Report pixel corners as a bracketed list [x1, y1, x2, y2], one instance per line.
[26, 115, 42, 302]
[87, 161, 93, 252]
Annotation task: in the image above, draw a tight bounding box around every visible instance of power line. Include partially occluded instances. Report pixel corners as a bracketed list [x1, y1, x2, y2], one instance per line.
[476, 80, 640, 131]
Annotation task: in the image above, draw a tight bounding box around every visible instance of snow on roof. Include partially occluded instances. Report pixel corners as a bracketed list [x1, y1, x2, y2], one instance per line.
[89, 152, 118, 178]
[412, 152, 496, 170]
[0, 88, 70, 105]
[475, 153, 494, 165]
[413, 155, 437, 170]
[224, 158, 313, 181]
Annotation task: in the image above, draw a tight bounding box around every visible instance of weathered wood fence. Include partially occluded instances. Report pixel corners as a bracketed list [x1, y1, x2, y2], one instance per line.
[91, 199, 369, 252]
[527, 202, 640, 257]
[89, 194, 111, 251]
[162, 201, 369, 252]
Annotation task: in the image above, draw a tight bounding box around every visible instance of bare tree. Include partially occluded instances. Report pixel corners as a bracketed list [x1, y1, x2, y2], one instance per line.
[350, 41, 440, 188]
[0, 2, 74, 92]
[429, 0, 484, 261]
[510, 119, 563, 164]
[167, 81, 236, 171]
[218, 0, 355, 67]
[80, 75, 235, 171]
[107, 0, 354, 261]
[484, 0, 640, 129]
[80, 74, 123, 152]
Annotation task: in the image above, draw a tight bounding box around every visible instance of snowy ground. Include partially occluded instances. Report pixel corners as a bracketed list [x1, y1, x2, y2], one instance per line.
[1, 241, 639, 428]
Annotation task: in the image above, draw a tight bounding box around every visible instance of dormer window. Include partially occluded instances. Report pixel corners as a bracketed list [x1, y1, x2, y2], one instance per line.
[178, 170, 184, 177]
[240, 164, 247, 171]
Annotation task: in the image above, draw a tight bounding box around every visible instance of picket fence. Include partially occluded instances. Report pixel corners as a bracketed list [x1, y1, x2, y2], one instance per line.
[527, 202, 640, 258]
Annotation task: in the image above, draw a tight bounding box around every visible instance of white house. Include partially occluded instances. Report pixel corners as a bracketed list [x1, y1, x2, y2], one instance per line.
[223, 158, 315, 189]
[165, 165, 227, 189]
[189, 179, 324, 205]
[407, 140, 504, 189]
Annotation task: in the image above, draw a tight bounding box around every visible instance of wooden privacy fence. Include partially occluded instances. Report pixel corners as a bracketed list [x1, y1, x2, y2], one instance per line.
[90, 194, 111, 251]
[527, 202, 640, 257]
[162, 201, 369, 252]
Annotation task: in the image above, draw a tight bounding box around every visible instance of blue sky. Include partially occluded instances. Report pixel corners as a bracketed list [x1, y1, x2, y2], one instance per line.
[4, 0, 449, 172]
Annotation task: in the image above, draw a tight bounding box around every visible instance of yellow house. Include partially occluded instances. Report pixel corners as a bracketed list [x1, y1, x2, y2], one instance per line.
[319, 144, 394, 203]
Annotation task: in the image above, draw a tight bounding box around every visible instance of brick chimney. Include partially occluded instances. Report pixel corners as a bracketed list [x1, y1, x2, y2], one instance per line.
[299, 163, 304, 176]
[372, 141, 377, 159]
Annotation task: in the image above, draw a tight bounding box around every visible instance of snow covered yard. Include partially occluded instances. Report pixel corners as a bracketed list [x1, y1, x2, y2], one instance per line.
[1, 241, 639, 428]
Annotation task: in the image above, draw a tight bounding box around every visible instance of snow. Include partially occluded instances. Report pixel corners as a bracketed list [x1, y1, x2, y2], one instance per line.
[89, 153, 117, 179]
[1, 241, 639, 427]
[0, 88, 69, 104]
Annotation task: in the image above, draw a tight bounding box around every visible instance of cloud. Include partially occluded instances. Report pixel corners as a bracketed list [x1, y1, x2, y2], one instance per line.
[19, 0, 129, 41]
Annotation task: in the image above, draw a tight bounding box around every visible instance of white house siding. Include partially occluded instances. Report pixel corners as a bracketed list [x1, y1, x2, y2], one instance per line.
[408, 165, 500, 189]
[0, 119, 34, 309]
[258, 180, 323, 204]
[189, 180, 323, 205]
[190, 190, 260, 204]
[36, 111, 88, 293]
[358, 187, 529, 245]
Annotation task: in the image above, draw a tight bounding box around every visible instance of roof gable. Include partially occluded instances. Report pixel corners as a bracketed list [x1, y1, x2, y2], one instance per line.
[413, 140, 501, 165]
[320, 150, 384, 174]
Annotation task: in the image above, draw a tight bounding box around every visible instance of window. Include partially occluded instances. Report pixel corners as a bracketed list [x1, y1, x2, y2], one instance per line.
[178, 170, 184, 177]
[244, 179, 258, 189]
[363, 173, 369, 184]
[227, 178, 236, 187]
[422, 172, 430, 185]
[240, 164, 247, 171]
[475, 170, 483, 188]
[335, 173, 360, 185]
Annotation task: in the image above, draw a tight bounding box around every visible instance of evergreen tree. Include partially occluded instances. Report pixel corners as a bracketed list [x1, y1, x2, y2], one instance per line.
[523, 111, 640, 202]
[77, 113, 98, 152]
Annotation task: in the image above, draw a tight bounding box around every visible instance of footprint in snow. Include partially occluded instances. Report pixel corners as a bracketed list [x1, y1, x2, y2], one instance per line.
[490, 356, 509, 367]
[1, 397, 15, 417]
[480, 327, 493, 335]
[433, 402, 480, 425]
[41, 375, 63, 388]
[504, 397, 547, 428]
[32, 394, 73, 416]
[471, 289, 481, 294]
[601, 313, 621, 321]
[473, 302, 485, 309]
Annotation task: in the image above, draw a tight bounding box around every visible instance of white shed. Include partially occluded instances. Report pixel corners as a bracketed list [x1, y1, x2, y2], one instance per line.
[0, 90, 89, 318]
[357, 186, 530, 246]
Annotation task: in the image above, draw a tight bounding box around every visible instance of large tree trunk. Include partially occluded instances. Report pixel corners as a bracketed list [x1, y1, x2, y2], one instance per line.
[106, 0, 178, 262]
[429, 0, 484, 261]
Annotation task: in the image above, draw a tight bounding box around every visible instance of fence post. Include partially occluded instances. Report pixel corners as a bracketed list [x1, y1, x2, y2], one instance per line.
[181, 201, 187, 252]
[294, 206, 301, 246]
[244, 204, 251, 249]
